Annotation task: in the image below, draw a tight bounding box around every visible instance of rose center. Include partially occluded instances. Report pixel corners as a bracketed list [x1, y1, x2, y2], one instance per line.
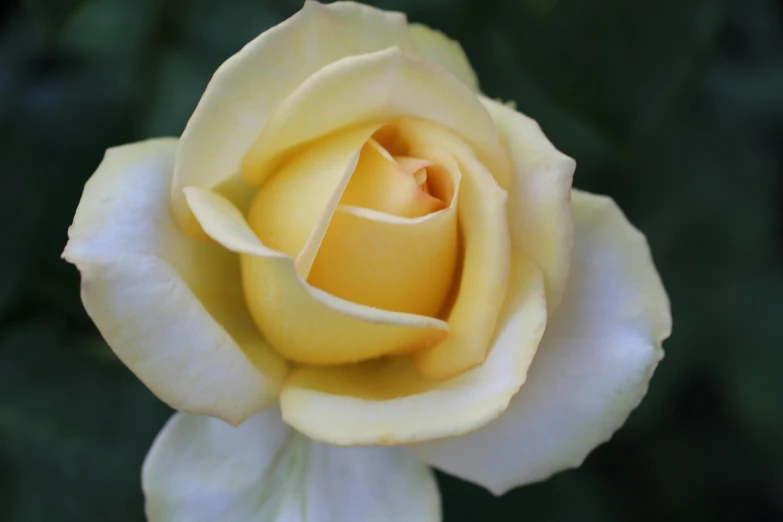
[339, 135, 453, 219]
[305, 124, 459, 317]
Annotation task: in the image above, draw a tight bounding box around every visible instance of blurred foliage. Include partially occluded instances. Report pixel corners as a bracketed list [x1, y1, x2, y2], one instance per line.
[1, 0, 782, 520]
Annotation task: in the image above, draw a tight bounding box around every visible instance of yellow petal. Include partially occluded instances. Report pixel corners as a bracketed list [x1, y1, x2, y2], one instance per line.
[241, 47, 511, 191]
[62, 139, 286, 425]
[279, 255, 547, 445]
[481, 97, 576, 312]
[408, 23, 479, 92]
[340, 139, 446, 218]
[307, 205, 458, 317]
[392, 118, 511, 379]
[395, 155, 433, 177]
[246, 124, 381, 278]
[171, 0, 417, 236]
[183, 187, 450, 365]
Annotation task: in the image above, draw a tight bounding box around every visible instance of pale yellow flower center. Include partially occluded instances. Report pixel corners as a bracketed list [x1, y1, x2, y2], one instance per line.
[245, 120, 462, 364]
[216, 111, 511, 384]
[308, 127, 458, 316]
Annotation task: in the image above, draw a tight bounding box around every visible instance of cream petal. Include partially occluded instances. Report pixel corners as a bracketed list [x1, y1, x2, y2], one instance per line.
[62, 139, 286, 425]
[408, 23, 479, 92]
[241, 47, 511, 191]
[279, 255, 546, 446]
[171, 0, 418, 235]
[184, 188, 450, 365]
[142, 407, 440, 522]
[481, 97, 575, 312]
[409, 190, 672, 495]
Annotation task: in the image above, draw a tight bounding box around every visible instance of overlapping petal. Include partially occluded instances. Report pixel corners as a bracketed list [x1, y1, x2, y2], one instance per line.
[409, 190, 671, 494]
[241, 47, 511, 190]
[279, 255, 546, 446]
[184, 188, 449, 365]
[143, 407, 440, 522]
[307, 205, 458, 318]
[171, 0, 418, 235]
[402, 25, 574, 310]
[396, 118, 512, 379]
[340, 139, 446, 218]
[246, 124, 381, 278]
[62, 139, 286, 425]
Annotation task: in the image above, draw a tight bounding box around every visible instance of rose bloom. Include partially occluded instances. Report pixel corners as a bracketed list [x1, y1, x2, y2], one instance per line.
[63, 1, 671, 520]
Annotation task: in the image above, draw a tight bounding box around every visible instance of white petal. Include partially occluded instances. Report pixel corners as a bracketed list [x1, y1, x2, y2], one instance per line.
[409, 190, 671, 494]
[62, 139, 286, 425]
[143, 408, 441, 522]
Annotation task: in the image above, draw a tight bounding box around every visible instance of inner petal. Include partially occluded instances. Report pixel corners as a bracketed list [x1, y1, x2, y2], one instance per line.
[242, 118, 475, 364]
[306, 124, 462, 319]
[340, 137, 447, 218]
[307, 205, 458, 318]
[396, 157, 431, 195]
[246, 124, 380, 277]
[374, 127, 456, 205]
[393, 117, 511, 380]
[185, 186, 450, 367]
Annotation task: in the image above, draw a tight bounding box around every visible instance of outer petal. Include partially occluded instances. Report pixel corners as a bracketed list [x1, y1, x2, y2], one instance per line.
[408, 23, 479, 92]
[279, 255, 546, 446]
[143, 408, 440, 522]
[62, 140, 287, 425]
[481, 97, 575, 312]
[184, 188, 449, 365]
[171, 0, 417, 234]
[241, 47, 512, 190]
[410, 190, 671, 495]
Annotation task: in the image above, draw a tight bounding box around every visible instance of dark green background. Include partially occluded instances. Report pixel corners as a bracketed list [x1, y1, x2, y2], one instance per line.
[1, 0, 782, 520]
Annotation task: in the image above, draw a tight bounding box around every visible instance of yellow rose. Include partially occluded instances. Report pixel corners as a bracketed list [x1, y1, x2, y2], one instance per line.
[63, 1, 671, 519]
